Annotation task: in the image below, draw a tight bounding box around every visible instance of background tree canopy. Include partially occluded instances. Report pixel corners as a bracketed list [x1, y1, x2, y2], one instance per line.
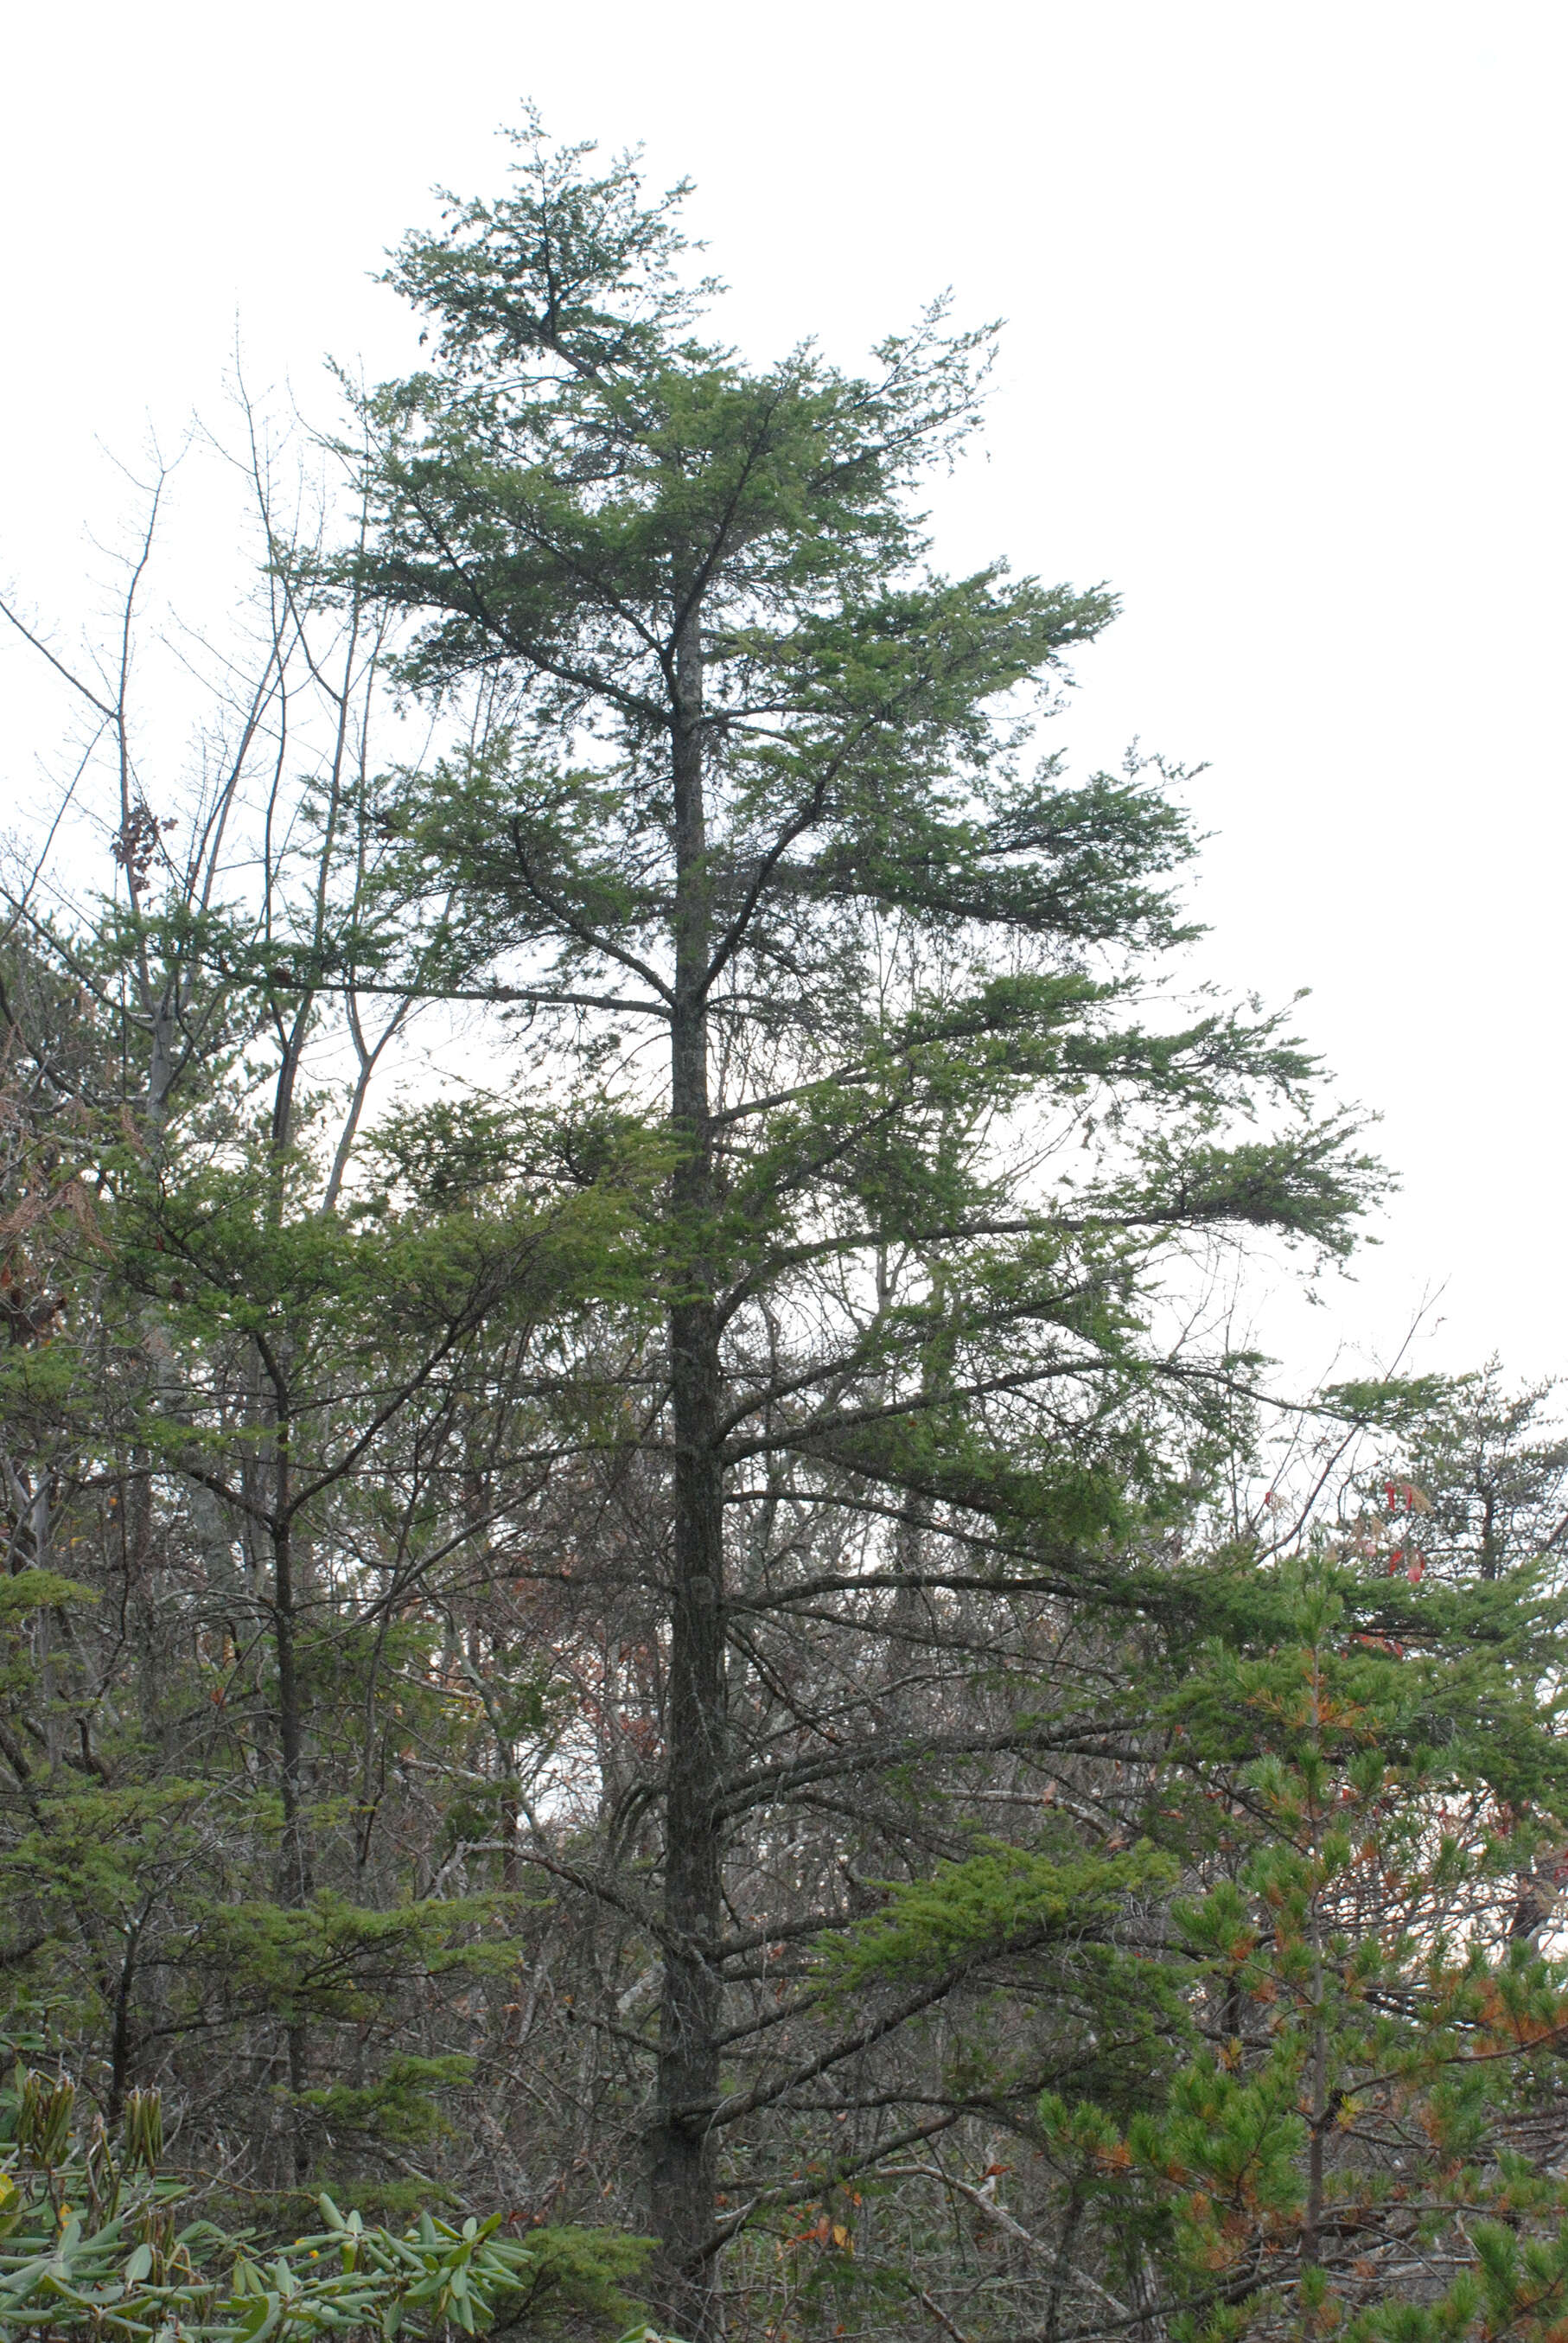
[3, 116, 1568, 2343]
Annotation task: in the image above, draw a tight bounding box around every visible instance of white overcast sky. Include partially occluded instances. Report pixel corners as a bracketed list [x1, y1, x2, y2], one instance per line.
[3, 0, 1564, 1392]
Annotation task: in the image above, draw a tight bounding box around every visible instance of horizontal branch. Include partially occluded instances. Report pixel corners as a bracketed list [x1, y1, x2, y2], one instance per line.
[717, 1717, 1144, 1820]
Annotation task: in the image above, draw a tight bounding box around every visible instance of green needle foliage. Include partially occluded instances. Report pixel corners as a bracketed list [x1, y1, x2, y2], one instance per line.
[1026, 1548, 1568, 2339]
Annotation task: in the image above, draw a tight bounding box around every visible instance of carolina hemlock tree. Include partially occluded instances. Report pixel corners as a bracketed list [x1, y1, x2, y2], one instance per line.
[339, 118, 1380, 2333]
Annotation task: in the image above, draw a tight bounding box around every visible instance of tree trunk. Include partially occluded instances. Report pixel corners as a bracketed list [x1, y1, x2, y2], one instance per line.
[649, 602, 728, 2340]
[271, 1414, 314, 2184]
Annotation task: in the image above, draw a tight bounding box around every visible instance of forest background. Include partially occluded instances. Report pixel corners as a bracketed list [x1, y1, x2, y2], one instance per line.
[3, 11, 1568, 2343]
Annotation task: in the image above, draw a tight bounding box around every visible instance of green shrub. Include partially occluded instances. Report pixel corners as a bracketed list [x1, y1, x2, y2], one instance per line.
[0, 2059, 666, 2342]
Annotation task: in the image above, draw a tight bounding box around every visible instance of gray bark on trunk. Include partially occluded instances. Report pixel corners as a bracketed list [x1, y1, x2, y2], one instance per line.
[648, 602, 729, 2340]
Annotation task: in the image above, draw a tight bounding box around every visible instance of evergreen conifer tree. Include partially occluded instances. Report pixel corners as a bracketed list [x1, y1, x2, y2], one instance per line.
[338, 114, 1381, 2333]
